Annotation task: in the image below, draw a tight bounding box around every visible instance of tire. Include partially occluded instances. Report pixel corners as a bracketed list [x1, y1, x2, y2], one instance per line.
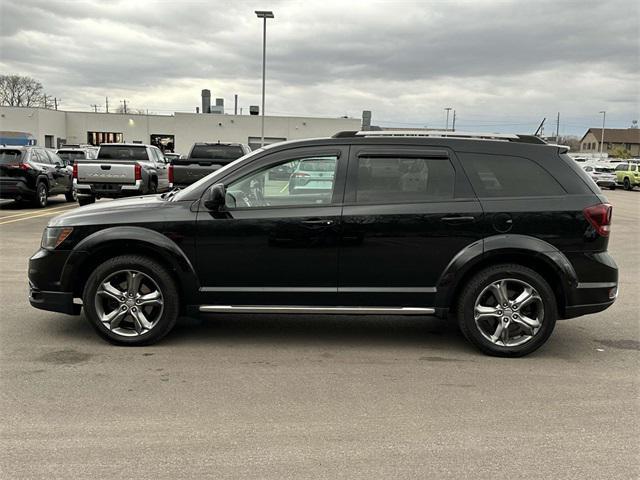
[34, 181, 48, 208]
[624, 178, 631, 190]
[65, 187, 77, 202]
[83, 255, 179, 346]
[148, 180, 157, 194]
[456, 264, 557, 357]
[609, 185, 616, 190]
[78, 195, 95, 206]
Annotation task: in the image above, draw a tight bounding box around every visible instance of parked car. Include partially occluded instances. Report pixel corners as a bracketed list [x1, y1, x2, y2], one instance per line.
[582, 164, 617, 190]
[169, 142, 251, 188]
[29, 131, 618, 357]
[0, 146, 76, 207]
[74, 143, 170, 206]
[56, 146, 98, 166]
[614, 161, 640, 190]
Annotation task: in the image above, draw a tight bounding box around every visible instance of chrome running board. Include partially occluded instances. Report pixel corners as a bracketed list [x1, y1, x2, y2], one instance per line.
[199, 305, 435, 315]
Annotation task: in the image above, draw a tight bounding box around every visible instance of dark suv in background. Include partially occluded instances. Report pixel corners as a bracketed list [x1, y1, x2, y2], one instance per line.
[0, 146, 76, 207]
[28, 131, 617, 356]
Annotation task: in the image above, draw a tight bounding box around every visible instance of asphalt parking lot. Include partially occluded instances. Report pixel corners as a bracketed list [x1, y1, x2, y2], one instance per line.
[0, 191, 638, 479]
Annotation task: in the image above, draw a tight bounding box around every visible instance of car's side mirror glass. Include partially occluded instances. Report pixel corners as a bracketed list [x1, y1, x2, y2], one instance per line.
[204, 183, 226, 210]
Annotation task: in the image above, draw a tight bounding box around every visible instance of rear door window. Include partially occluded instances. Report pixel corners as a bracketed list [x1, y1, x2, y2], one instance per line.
[460, 153, 565, 197]
[354, 157, 455, 204]
[33, 149, 50, 164]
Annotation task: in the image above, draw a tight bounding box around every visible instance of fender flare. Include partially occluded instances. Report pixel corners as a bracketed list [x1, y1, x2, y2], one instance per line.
[60, 226, 199, 302]
[435, 234, 578, 308]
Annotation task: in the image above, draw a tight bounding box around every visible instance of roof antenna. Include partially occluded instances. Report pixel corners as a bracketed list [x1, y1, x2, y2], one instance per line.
[534, 118, 546, 137]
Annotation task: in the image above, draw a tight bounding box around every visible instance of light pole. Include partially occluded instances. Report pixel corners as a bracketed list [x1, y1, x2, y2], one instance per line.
[599, 111, 606, 159]
[444, 107, 452, 131]
[256, 10, 274, 147]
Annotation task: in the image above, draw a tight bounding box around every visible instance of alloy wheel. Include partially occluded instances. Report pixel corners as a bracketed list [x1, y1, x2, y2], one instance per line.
[474, 278, 544, 347]
[94, 269, 164, 337]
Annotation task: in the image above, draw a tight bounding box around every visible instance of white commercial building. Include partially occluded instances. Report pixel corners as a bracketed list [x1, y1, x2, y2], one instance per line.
[0, 106, 363, 155]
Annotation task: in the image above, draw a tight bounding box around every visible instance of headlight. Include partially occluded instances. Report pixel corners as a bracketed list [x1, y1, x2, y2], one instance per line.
[41, 227, 74, 250]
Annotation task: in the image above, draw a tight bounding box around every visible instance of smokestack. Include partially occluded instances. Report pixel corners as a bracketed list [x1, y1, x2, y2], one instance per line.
[362, 110, 372, 130]
[212, 98, 224, 114]
[201, 89, 211, 114]
[234, 94, 238, 115]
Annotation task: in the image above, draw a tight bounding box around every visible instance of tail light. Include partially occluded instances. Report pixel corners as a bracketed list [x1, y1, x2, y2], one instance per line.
[168, 164, 174, 185]
[583, 203, 612, 237]
[134, 163, 142, 181]
[18, 162, 32, 171]
[72, 162, 78, 179]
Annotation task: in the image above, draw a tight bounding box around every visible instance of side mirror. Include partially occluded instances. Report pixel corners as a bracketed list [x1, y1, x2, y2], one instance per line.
[204, 183, 226, 210]
[54, 162, 64, 168]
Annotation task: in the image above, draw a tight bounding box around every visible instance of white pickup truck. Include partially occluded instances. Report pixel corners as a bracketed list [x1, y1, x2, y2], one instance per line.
[74, 143, 170, 205]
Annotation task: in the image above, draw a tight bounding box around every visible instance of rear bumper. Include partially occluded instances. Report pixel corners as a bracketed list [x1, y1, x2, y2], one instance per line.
[0, 179, 35, 199]
[561, 251, 618, 319]
[76, 179, 144, 198]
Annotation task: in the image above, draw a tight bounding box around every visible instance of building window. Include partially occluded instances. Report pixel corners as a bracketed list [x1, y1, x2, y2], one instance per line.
[625, 143, 632, 150]
[44, 135, 54, 148]
[87, 131, 124, 146]
[150, 134, 175, 153]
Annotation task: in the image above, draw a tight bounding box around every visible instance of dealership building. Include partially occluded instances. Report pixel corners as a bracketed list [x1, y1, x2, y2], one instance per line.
[0, 105, 364, 154]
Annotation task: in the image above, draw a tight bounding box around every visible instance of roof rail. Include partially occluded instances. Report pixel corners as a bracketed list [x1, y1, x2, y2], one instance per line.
[332, 130, 549, 145]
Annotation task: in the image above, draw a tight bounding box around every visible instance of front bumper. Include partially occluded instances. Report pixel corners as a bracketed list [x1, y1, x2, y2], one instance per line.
[29, 248, 80, 315]
[29, 287, 80, 315]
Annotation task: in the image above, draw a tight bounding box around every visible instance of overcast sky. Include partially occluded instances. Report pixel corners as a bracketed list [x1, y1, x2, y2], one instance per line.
[1, 0, 638, 136]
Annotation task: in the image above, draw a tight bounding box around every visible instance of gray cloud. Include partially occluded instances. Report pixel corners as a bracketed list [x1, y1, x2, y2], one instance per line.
[1, 0, 638, 135]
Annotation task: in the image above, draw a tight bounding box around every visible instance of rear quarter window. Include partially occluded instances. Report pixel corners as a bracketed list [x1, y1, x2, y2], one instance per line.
[460, 153, 566, 198]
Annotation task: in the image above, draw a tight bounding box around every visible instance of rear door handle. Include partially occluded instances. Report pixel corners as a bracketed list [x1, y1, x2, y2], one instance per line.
[302, 219, 334, 226]
[440, 216, 476, 224]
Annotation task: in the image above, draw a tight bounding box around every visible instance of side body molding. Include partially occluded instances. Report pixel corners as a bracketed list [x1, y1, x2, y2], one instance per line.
[60, 226, 200, 303]
[435, 234, 578, 309]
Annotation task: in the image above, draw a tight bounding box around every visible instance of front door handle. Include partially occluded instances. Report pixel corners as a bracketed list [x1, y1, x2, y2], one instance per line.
[440, 216, 476, 224]
[302, 219, 334, 226]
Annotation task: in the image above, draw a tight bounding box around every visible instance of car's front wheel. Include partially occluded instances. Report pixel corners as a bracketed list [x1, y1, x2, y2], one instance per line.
[456, 264, 557, 357]
[83, 255, 179, 345]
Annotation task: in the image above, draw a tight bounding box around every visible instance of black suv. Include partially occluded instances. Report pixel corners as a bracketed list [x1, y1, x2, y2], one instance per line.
[1, 146, 76, 207]
[28, 131, 618, 356]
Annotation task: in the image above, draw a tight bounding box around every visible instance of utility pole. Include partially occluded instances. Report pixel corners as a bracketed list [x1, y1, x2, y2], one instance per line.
[599, 111, 606, 159]
[54, 97, 58, 110]
[122, 100, 128, 114]
[256, 10, 274, 147]
[556, 112, 560, 142]
[452, 110, 457, 132]
[105, 97, 109, 113]
[43, 94, 48, 109]
[444, 107, 452, 131]
[91, 104, 99, 113]
[234, 94, 238, 115]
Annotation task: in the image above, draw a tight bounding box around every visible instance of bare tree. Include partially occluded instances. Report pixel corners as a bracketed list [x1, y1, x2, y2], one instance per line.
[0, 75, 47, 107]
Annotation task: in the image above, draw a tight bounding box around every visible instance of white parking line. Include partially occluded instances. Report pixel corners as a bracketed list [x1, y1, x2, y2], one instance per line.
[0, 204, 76, 220]
[0, 204, 77, 225]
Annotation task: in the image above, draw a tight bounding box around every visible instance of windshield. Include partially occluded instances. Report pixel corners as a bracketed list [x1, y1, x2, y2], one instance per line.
[190, 145, 245, 160]
[0, 150, 23, 164]
[172, 148, 265, 201]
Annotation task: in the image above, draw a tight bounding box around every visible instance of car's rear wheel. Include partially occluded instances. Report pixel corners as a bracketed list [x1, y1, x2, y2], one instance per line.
[78, 195, 95, 206]
[83, 255, 179, 345]
[34, 182, 48, 208]
[456, 264, 557, 357]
